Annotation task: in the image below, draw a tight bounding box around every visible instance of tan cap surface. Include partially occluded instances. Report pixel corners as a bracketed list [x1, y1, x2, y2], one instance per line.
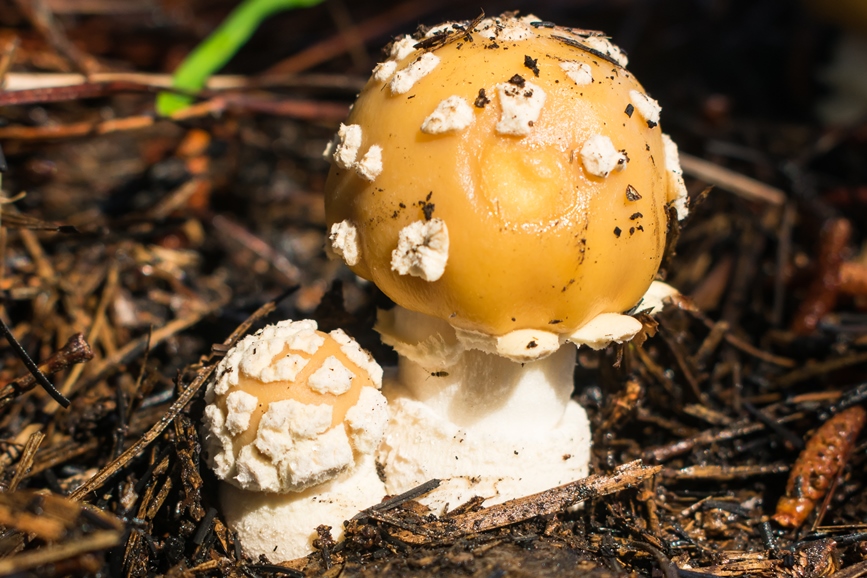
[325, 14, 687, 336]
[202, 320, 387, 493]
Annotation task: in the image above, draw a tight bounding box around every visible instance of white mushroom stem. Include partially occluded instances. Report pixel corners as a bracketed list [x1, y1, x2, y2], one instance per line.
[376, 306, 591, 512]
[221, 455, 383, 562]
[376, 282, 679, 512]
[387, 313, 576, 437]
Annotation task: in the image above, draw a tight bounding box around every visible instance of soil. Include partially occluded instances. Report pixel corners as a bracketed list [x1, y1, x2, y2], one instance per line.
[0, 0, 866, 576]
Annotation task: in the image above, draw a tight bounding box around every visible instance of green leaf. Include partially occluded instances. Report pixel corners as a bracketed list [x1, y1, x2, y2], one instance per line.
[156, 0, 324, 116]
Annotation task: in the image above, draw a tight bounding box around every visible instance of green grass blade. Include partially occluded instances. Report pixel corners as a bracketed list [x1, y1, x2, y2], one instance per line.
[156, 0, 324, 116]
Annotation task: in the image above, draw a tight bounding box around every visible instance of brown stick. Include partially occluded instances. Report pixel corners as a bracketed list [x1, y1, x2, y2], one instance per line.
[791, 218, 851, 335]
[0, 531, 121, 575]
[12, 0, 104, 74]
[0, 95, 349, 141]
[0, 333, 93, 397]
[840, 261, 867, 296]
[0, 330, 92, 410]
[7, 431, 44, 491]
[68, 298, 278, 501]
[678, 153, 786, 206]
[264, 0, 452, 76]
[448, 461, 661, 535]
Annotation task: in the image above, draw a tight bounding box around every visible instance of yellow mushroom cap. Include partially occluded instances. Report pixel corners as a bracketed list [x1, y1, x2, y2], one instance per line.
[202, 320, 387, 493]
[324, 14, 687, 337]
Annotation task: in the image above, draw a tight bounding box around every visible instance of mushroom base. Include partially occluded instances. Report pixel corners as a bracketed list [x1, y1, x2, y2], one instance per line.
[378, 382, 591, 513]
[220, 455, 385, 562]
[375, 305, 591, 512]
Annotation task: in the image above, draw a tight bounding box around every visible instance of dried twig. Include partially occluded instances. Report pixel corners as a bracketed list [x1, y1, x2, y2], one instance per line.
[679, 152, 786, 206]
[7, 430, 44, 491]
[73, 294, 230, 396]
[211, 214, 301, 284]
[447, 461, 661, 535]
[0, 315, 71, 408]
[644, 411, 803, 463]
[264, 0, 452, 75]
[0, 95, 348, 140]
[0, 333, 93, 409]
[773, 351, 867, 389]
[12, 0, 104, 74]
[352, 478, 441, 520]
[627, 540, 679, 578]
[0, 530, 121, 575]
[57, 261, 117, 399]
[691, 310, 796, 367]
[68, 298, 279, 501]
[2, 71, 365, 98]
[791, 218, 851, 335]
[0, 490, 122, 539]
[662, 463, 789, 481]
[0, 209, 78, 232]
[829, 560, 867, 578]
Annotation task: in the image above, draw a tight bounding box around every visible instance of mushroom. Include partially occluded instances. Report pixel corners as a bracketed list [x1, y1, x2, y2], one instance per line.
[202, 319, 387, 560]
[323, 13, 687, 510]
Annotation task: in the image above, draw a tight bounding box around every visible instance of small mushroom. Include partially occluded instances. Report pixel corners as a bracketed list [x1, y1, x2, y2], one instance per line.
[202, 320, 387, 560]
[323, 13, 686, 510]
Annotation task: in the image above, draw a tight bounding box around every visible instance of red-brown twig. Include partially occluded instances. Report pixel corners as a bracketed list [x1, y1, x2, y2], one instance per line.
[0, 95, 348, 141]
[0, 332, 93, 405]
[791, 218, 852, 335]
